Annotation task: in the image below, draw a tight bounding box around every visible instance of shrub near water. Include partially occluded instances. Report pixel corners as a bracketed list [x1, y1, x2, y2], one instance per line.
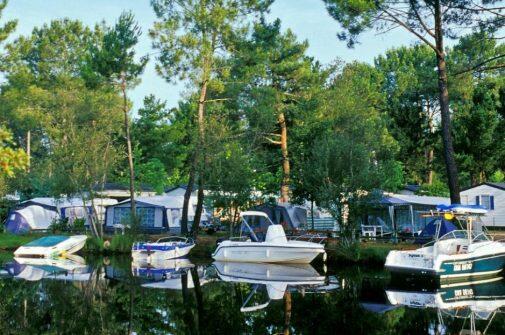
[109, 234, 136, 253]
[84, 234, 136, 254]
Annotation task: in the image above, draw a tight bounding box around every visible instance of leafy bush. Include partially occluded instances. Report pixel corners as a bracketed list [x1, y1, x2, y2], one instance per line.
[49, 218, 71, 233]
[84, 236, 104, 253]
[334, 239, 361, 263]
[72, 218, 86, 232]
[109, 234, 136, 253]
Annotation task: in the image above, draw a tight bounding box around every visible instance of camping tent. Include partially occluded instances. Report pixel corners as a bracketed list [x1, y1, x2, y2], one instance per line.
[6, 205, 59, 234]
[104, 195, 212, 233]
[414, 218, 457, 244]
[5, 197, 117, 234]
[251, 203, 307, 231]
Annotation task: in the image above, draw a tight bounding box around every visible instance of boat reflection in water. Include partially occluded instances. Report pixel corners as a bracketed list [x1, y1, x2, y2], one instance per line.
[386, 276, 505, 334]
[131, 258, 211, 289]
[213, 261, 335, 312]
[3, 254, 90, 282]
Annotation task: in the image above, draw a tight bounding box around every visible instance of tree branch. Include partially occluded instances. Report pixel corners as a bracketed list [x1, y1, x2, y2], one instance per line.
[381, 9, 439, 54]
[453, 54, 505, 76]
[409, 0, 435, 38]
[264, 137, 281, 145]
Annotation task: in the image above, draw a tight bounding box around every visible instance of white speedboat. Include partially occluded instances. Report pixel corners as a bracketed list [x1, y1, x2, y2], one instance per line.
[14, 235, 87, 258]
[385, 205, 505, 281]
[212, 211, 326, 264]
[213, 261, 326, 312]
[132, 236, 195, 264]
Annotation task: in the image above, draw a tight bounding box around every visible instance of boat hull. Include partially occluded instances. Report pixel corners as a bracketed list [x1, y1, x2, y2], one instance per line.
[386, 242, 505, 282]
[14, 235, 88, 258]
[212, 241, 325, 264]
[132, 244, 195, 263]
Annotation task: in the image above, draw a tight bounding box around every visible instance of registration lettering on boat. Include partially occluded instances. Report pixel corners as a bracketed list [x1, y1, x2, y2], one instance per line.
[454, 288, 474, 298]
[453, 262, 473, 271]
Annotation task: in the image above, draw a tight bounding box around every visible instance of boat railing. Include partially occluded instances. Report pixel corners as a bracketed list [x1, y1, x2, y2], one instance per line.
[228, 236, 252, 242]
[422, 230, 491, 248]
[288, 233, 327, 244]
[155, 236, 194, 244]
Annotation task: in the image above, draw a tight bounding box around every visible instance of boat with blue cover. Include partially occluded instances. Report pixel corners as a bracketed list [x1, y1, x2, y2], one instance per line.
[385, 205, 505, 281]
[132, 236, 195, 264]
[14, 235, 87, 258]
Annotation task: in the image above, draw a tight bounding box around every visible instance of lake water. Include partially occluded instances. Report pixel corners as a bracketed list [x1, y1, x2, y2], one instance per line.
[1, 253, 505, 334]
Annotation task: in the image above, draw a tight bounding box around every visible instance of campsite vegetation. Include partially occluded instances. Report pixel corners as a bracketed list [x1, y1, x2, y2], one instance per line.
[0, 0, 504, 248]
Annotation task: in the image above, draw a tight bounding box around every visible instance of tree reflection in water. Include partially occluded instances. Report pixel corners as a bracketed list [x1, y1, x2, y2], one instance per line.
[1, 255, 505, 334]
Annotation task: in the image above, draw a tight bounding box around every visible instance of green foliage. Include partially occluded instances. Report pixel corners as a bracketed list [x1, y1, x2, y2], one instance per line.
[0, 1, 16, 43]
[417, 177, 450, 197]
[49, 218, 71, 233]
[72, 218, 86, 232]
[135, 157, 168, 194]
[0, 126, 28, 183]
[109, 234, 136, 253]
[83, 236, 104, 253]
[84, 11, 147, 86]
[296, 62, 401, 235]
[0, 232, 40, 250]
[375, 45, 438, 184]
[490, 170, 505, 183]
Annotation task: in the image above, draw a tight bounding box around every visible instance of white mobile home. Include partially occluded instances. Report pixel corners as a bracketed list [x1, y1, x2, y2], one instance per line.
[460, 182, 505, 227]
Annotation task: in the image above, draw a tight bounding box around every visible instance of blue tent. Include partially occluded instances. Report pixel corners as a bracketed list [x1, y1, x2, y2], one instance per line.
[415, 218, 457, 244]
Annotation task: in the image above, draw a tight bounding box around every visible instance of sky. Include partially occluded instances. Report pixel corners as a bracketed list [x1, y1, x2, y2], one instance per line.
[3, 0, 418, 113]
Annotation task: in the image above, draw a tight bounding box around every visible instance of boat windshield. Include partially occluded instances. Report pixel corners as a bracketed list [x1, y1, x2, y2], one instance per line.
[438, 230, 490, 242]
[240, 215, 273, 242]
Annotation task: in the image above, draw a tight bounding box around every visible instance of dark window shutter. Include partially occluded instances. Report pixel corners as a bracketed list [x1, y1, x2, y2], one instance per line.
[476, 196, 480, 206]
[491, 196, 495, 210]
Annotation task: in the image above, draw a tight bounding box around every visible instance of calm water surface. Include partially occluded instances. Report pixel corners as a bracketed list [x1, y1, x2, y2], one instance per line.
[1, 252, 505, 335]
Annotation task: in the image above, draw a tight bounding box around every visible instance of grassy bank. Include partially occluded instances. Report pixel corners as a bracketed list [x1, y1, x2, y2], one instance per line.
[325, 239, 417, 266]
[0, 233, 41, 251]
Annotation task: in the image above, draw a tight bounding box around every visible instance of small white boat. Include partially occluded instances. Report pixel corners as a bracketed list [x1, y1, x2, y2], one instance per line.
[385, 205, 505, 281]
[212, 211, 326, 264]
[132, 236, 195, 264]
[14, 235, 87, 258]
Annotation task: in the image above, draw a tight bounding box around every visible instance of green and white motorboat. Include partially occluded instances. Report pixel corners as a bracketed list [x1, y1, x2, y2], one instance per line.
[385, 205, 505, 281]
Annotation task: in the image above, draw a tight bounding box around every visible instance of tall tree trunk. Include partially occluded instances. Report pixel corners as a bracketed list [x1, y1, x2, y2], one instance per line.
[121, 74, 137, 225]
[279, 112, 290, 203]
[426, 148, 434, 185]
[192, 178, 205, 238]
[80, 192, 98, 237]
[26, 130, 30, 172]
[181, 166, 194, 235]
[190, 79, 208, 236]
[434, 0, 460, 204]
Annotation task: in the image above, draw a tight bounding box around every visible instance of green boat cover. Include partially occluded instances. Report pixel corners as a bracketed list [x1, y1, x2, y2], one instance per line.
[25, 235, 68, 247]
